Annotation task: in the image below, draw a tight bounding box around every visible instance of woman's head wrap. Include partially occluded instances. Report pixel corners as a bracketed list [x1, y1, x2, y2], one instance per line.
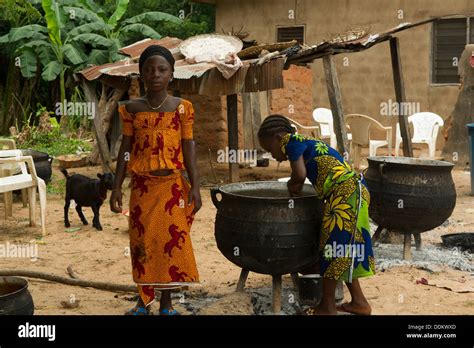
[138, 45, 175, 73]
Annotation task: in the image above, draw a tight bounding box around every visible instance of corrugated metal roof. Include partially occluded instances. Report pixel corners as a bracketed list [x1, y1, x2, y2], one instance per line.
[118, 37, 183, 60]
[286, 18, 440, 65]
[80, 37, 184, 81]
[80, 60, 133, 81]
[79, 36, 227, 82]
[77, 35, 288, 95]
[78, 16, 464, 95]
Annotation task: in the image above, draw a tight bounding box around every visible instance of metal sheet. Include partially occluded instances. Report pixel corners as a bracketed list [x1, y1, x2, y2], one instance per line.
[118, 37, 183, 60]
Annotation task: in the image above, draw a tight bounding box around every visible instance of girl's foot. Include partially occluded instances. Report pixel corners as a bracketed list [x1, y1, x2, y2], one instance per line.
[336, 301, 371, 315]
[125, 306, 150, 315]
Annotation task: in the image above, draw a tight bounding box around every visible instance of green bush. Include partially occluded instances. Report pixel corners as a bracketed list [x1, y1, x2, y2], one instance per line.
[21, 129, 93, 157]
[14, 105, 93, 157]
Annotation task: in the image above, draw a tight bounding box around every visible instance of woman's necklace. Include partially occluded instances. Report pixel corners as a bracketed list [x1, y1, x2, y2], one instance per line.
[145, 94, 168, 110]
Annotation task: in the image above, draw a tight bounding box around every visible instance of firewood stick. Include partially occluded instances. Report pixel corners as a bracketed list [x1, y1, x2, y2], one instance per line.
[0, 270, 137, 293]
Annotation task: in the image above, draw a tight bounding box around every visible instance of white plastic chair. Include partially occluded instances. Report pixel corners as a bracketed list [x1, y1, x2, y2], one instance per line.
[285, 116, 319, 137]
[346, 114, 392, 169]
[312, 107, 352, 148]
[0, 139, 28, 207]
[395, 112, 444, 158]
[0, 138, 16, 151]
[0, 150, 46, 235]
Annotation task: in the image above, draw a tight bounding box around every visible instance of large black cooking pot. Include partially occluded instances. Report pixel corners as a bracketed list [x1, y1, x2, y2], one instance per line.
[211, 181, 323, 275]
[21, 149, 53, 184]
[364, 156, 456, 233]
[0, 277, 34, 315]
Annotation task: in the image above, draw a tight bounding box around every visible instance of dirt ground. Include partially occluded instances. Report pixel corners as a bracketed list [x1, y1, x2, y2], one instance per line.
[0, 155, 473, 315]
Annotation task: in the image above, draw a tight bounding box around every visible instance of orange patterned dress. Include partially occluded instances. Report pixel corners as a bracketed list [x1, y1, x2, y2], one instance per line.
[119, 99, 199, 306]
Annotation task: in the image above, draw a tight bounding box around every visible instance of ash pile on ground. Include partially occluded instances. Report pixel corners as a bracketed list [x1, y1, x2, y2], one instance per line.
[374, 243, 473, 273]
[249, 286, 301, 315]
[168, 286, 302, 315]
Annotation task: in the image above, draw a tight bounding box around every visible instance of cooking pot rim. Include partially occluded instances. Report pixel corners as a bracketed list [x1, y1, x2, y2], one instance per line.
[0, 276, 29, 299]
[367, 156, 454, 167]
[217, 181, 317, 199]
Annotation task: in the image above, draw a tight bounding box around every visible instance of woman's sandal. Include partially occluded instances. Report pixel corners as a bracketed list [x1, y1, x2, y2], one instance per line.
[302, 307, 317, 316]
[125, 306, 150, 316]
[159, 308, 180, 316]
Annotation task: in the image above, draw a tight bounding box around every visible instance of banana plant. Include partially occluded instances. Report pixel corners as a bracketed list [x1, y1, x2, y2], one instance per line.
[0, 0, 111, 127]
[64, 0, 182, 64]
[0, 0, 42, 133]
[0, 0, 182, 130]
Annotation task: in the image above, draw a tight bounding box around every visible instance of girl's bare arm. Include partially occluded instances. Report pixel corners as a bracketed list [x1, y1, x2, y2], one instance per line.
[110, 135, 133, 213]
[288, 154, 307, 195]
[182, 139, 202, 214]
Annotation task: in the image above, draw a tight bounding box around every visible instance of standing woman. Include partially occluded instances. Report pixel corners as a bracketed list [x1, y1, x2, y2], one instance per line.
[257, 115, 374, 315]
[110, 45, 202, 315]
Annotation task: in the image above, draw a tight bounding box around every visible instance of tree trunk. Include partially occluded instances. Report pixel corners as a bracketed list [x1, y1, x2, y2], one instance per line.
[59, 68, 68, 130]
[442, 45, 474, 167]
[82, 79, 112, 172]
[1, 60, 20, 134]
[89, 84, 126, 167]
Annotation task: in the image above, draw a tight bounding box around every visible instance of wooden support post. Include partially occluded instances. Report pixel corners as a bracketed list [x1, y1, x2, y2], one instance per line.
[236, 269, 249, 292]
[243, 92, 264, 151]
[323, 54, 349, 156]
[290, 273, 299, 292]
[414, 233, 422, 250]
[390, 37, 413, 157]
[242, 93, 253, 149]
[251, 92, 263, 150]
[227, 94, 239, 183]
[272, 275, 282, 314]
[81, 79, 112, 173]
[403, 233, 412, 260]
[372, 225, 385, 243]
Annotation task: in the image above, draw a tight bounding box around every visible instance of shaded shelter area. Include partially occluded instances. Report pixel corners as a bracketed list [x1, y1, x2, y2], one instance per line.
[77, 15, 462, 181]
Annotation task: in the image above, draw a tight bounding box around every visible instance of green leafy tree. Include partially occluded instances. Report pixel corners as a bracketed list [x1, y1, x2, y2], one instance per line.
[125, 0, 215, 39]
[1, 0, 182, 129]
[64, 0, 182, 64]
[0, 0, 42, 133]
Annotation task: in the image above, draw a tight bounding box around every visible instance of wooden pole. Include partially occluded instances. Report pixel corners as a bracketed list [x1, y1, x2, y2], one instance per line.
[290, 273, 299, 292]
[81, 79, 112, 173]
[227, 94, 239, 182]
[0, 269, 137, 293]
[236, 269, 249, 292]
[242, 93, 253, 149]
[250, 92, 262, 149]
[403, 233, 412, 260]
[414, 233, 422, 250]
[323, 54, 349, 156]
[272, 275, 282, 314]
[390, 37, 413, 157]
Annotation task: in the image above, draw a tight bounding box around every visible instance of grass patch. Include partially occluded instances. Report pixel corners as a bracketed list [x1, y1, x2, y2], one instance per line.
[47, 173, 66, 195]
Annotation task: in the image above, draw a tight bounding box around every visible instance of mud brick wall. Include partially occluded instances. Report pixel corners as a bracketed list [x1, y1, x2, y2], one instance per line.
[186, 64, 313, 156]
